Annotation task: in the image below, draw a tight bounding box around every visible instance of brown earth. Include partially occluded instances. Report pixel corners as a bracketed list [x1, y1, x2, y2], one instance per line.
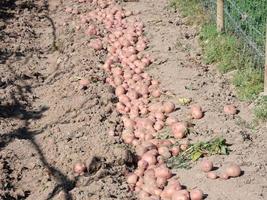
[124, 0, 267, 200]
[0, 0, 135, 200]
[0, 0, 266, 200]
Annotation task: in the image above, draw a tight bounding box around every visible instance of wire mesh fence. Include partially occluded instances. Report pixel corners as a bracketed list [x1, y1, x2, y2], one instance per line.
[200, 0, 267, 68]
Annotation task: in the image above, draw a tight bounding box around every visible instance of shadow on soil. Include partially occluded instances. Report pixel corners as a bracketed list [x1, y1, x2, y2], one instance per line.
[1, 64, 76, 200]
[0, 1, 75, 199]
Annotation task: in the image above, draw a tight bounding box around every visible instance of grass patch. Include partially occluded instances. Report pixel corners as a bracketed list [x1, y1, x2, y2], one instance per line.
[254, 96, 267, 121]
[199, 24, 241, 73]
[170, 0, 209, 25]
[170, 0, 266, 121]
[233, 68, 264, 100]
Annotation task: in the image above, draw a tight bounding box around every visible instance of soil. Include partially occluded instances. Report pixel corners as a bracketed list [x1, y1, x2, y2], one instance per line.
[0, 0, 266, 200]
[124, 0, 267, 199]
[0, 1, 135, 200]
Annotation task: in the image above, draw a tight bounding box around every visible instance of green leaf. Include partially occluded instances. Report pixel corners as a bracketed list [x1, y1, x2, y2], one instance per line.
[191, 151, 202, 161]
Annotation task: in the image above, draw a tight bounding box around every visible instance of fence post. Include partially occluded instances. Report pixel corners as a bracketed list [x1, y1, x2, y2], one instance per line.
[217, 0, 224, 32]
[264, 24, 267, 95]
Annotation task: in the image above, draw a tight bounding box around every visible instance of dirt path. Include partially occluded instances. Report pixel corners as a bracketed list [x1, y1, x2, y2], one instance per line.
[124, 0, 267, 199]
[0, 0, 266, 200]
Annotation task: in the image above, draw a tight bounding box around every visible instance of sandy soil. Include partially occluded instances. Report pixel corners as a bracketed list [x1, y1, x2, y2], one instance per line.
[0, 0, 266, 200]
[124, 0, 267, 199]
[0, 1, 135, 200]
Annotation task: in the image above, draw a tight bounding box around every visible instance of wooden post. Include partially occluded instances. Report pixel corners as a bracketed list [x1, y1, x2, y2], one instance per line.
[217, 0, 224, 32]
[264, 24, 267, 95]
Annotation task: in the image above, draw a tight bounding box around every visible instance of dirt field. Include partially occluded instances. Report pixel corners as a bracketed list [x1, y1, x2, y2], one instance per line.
[0, 0, 266, 200]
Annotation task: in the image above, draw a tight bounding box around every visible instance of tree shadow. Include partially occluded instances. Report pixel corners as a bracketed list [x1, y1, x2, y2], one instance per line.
[0, 1, 75, 199]
[0, 68, 75, 200]
[0, 80, 75, 199]
[0, 123, 76, 200]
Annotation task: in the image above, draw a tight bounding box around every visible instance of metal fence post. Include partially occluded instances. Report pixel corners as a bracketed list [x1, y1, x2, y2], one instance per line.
[217, 0, 224, 32]
[264, 24, 267, 95]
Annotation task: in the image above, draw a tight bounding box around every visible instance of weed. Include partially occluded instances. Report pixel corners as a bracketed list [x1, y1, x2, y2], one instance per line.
[167, 137, 229, 169]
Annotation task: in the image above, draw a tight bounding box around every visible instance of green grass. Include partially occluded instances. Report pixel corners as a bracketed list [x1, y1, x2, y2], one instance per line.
[254, 96, 267, 121]
[170, 0, 267, 121]
[170, 0, 209, 25]
[199, 24, 241, 73]
[233, 68, 264, 100]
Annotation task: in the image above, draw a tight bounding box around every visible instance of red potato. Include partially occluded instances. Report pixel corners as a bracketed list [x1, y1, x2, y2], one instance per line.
[127, 89, 139, 100]
[219, 172, 229, 180]
[136, 41, 147, 52]
[135, 130, 145, 140]
[139, 190, 150, 199]
[138, 160, 149, 169]
[127, 173, 138, 185]
[142, 152, 157, 166]
[224, 105, 237, 115]
[161, 184, 181, 199]
[158, 146, 171, 159]
[143, 169, 156, 181]
[115, 85, 126, 96]
[157, 155, 165, 165]
[156, 177, 167, 188]
[151, 89, 161, 98]
[114, 76, 123, 86]
[206, 171, 217, 179]
[172, 190, 190, 200]
[154, 188, 163, 197]
[171, 146, 180, 156]
[166, 116, 178, 126]
[102, 63, 111, 72]
[200, 160, 213, 172]
[154, 112, 165, 121]
[146, 149, 158, 156]
[125, 10, 132, 17]
[136, 145, 147, 157]
[180, 139, 190, 151]
[225, 164, 241, 178]
[163, 102, 175, 114]
[116, 102, 126, 114]
[79, 79, 90, 89]
[121, 129, 135, 144]
[65, 7, 73, 13]
[112, 67, 123, 76]
[140, 107, 148, 115]
[122, 117, 135, 128]
[73, 162, 86, 175]
[132, 139, 140, 146]
[149, 102, 163, 113]
[171, 122, 187, 139]
[154, 121, 164, 131]
[89, 39, 103, 50]
[145, 133, 154, 141]
[191, 105, 204, 119]
[155, 165, 172, 178]
[85, 25, 98, 36]
[190, 189, 204, 200]
[136, 178, 144, 187]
